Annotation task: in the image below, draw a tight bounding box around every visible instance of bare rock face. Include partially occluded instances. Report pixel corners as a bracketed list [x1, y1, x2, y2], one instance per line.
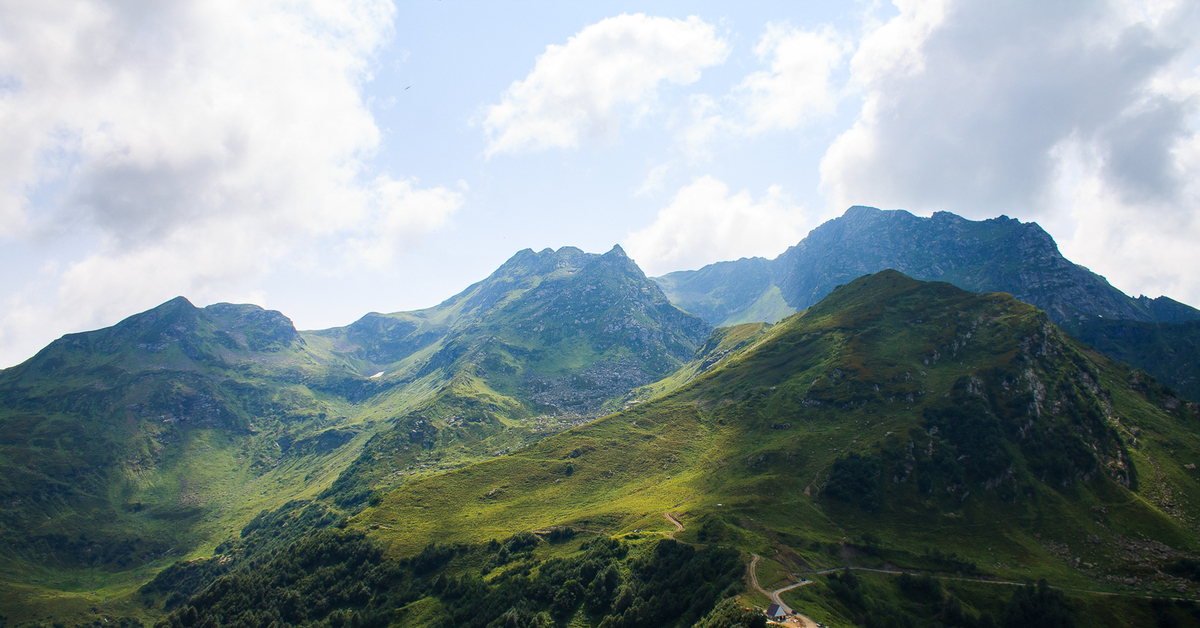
[773, 207, 1180, 324]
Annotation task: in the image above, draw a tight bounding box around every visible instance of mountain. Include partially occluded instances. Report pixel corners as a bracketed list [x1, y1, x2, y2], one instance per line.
[359, 271, 1199, 549]
[309, 245, 709, 414]
[148, 271, 1200, 628]
[655, 206, 1200, 399]
[0, 297, 378, 608]
[5, 234, 1200, 627]
[1063, 318, 1200, 401]
[652, 257, 783, 327]
[657, 206, 1200, 327]
[0, 244, 712, 625]
[353, 272, 1200, 623]
[311, 244, 711, 508]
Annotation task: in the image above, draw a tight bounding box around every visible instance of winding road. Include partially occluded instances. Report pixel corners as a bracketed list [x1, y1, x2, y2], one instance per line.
[658, 514, 818, 626]
[749, 554, 819, 628]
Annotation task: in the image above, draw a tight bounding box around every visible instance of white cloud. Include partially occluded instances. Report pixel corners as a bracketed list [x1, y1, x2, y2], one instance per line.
[634, 161, 675, 197]
[480, 14, 729, 156]
[676, 21, 848, 161]
[349, 176, 463, 267]
[673, 94, 734, 162]
[849, 0, 951, 86]
[1051, 127, 1200, 308]
[0, 0, 462, 366]
[736, 22, 848, 132]
[821, 0, 1199, 216]
[625, 176, 810, 276]
[818, 0, 1200, 304]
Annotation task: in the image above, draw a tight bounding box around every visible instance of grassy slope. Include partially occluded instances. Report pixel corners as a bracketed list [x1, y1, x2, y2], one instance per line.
[611, 323, 774, 411]
[0, 300, 449, 624]
[654, 257, 777, 327]
[356, 271, 1200, 624]
[720, 285, 796, 327]
[314, 246, 712, 510]
[0, 247, 714, 625]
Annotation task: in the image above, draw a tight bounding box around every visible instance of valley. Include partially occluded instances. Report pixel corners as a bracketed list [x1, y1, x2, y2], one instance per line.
[1, 207, 1199, 628]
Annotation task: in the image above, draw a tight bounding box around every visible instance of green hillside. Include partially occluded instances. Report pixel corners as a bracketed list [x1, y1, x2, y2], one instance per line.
[336, 271, 1200, 625]
[310, 245, 709, 407]
[5, 259, 1200, 627]
[311, 245, 711, 511]
[655, 257, 785, 326]
[122, 270, 1200, 628]
[0, 245, 713, 625]
[0, 298, 393, 623]
[656, 206, 1200, 405]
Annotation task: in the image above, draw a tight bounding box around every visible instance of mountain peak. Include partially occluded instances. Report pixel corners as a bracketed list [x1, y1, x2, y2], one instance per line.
[662, 207, 1200, 331]
[843, 205, 882, 217]
[605, 244, 628, 258]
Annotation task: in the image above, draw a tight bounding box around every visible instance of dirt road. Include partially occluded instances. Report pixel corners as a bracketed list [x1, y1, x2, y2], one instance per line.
[749, 554, 819, 628]
[663, 512, 684, 535]
[658, 515, 818, 626]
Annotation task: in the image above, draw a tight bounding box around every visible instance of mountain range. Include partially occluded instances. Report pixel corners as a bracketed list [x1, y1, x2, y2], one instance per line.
[655, 206, 1200, 398]
[1, 206, 1199, 628]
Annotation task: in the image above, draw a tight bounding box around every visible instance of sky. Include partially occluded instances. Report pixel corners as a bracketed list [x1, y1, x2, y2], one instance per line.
[1, 0, 1199, 367]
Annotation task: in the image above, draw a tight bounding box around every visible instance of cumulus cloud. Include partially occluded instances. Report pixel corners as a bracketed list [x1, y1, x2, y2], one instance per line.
[349, 177, 464, 267]
[0, 0, 462, 366]
[1051, 127, 1200, 308]
[625, 176, 810, 276]
[850, 0, 951, 86]
[634, 161, 676, 197]
[673, 94, 733, 162]
[821, 0, 1198, 216]
[819, 0, 1200, 304]
[480, 14, 729, 156]
[736, 23, 848, 132]
[676, 21, 848, 161]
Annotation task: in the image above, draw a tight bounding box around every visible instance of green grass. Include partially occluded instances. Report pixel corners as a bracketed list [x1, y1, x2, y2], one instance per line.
[7, 269, 1200, 626]
[0, 245, 718, 624]
[0, 299, 433, 625]
[388, 597, 447, 628]
[721, 285, 796, 327]
[352, 272, 1200, 621]
[754, 556, 793, 589]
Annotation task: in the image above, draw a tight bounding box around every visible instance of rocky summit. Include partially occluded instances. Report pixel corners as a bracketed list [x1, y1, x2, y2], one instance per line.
[656, 206, 1200, 328]
[310, 244, 711, 415]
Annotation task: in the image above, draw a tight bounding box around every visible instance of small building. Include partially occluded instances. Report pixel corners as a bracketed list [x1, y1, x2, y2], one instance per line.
[765, 604, 787, 620]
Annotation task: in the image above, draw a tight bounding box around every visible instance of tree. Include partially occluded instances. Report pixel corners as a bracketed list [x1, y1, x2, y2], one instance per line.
[1003, 580, 1074, 628]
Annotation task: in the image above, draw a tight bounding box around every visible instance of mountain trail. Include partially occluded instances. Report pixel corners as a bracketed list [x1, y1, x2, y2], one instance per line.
[663, 512, 684, 536]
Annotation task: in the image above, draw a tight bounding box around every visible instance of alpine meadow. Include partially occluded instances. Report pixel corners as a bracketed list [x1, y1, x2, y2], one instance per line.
[4, 3, 1200, 628]
[3, 207, 1200, 628]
